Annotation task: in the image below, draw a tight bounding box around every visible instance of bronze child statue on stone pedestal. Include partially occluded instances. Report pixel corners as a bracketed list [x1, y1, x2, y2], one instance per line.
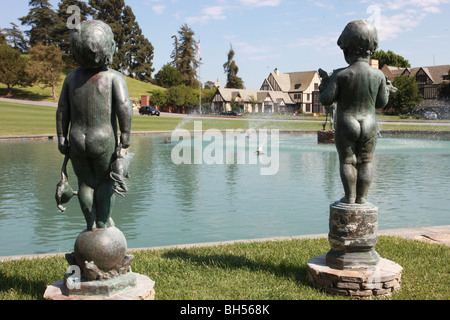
[56, 20, 134, 286]
[318, 19, 395, 204]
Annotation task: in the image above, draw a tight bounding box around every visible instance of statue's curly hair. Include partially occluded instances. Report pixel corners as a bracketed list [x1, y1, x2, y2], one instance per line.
[70, 20, 116, 69]
[337, 20, 379, 58]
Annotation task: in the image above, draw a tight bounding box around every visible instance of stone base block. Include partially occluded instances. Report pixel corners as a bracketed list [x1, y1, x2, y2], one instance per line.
[318, 130, 335, 144]
[44, 273, 155, 300]
[307, 254, 402, 299]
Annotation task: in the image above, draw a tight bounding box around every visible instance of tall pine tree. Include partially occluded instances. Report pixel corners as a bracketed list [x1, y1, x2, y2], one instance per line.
[4, 23, 29, 52]
[52, 0, 94, 54]
[89, 0, 154, 80]
[19, 0, 58, 46]
[223, 44, 244, 89]
[175, 24, 199, 88]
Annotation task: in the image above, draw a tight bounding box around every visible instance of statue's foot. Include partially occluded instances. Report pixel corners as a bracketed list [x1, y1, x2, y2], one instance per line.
[356, 197, 366, 204]
[340, 196, 355, 204]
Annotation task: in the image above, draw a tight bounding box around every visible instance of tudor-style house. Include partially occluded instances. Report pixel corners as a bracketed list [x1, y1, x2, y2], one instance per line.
[381, 64, 450, 100]
[211, 69, 325, 115]
[260, 68, 324, 114]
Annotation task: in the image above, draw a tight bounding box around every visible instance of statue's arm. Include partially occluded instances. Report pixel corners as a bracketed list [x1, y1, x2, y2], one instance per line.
[319, 72, 339, 107]
[376, 75, 390, 109]
[56, 78, 70, 154]
[113, 73, 133, 149]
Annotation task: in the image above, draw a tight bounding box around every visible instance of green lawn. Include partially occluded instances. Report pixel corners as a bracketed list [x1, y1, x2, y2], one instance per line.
[0, 235, 448, 300]
[2, 101, 450, 136]
[0, 68, 163, 102]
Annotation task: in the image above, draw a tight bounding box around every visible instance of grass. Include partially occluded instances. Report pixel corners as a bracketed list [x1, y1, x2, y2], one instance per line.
[0, 67, 163, 102]
[2, 101, 450, 136]
[0, 236, 448, 300]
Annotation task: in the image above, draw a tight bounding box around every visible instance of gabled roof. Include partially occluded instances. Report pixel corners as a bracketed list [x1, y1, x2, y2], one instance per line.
[214, 87, 293, 104]
[270, 70, 317, 92]
[409, 65, 450, 84]
[381, 64, 450, 84]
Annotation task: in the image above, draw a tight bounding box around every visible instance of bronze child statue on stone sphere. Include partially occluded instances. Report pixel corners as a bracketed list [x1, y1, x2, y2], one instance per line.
[318, 19, 395, 205]
[56, 20, 133, 230]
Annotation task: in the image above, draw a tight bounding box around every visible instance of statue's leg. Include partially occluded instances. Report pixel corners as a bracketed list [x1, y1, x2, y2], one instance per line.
[71, 156, 96, 230]
[92, 150, 115, 228]
[355, 137, 377, 204]
[335, 122, 360, 204]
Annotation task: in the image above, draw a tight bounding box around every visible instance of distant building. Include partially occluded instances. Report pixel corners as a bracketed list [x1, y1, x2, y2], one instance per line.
[381, 64, 450, 100]
[211, 68, 325, 114]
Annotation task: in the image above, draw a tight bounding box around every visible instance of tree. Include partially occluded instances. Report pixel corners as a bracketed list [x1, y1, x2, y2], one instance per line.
[437, 70, 450, 100]
[223, 44, 244, 89]
[0, 29, 7, 45]
[154, 63, 182, 88]
[52, 0, 94, 54]
[175, 24, 199, 88]
[27, 43, 64, 100]
[4, 23, 28, 52]
[167, 84, 198, 108]
[149, 90, 167, 107]
[371, 49, 411, 68]
[171, 35, 180, 69]
[386, 75, 423, 114]
[0, 44, 34, 96]
[19, 0, 59, 46]
[122, 5, 154, 82]
[89, 0, 154, 80]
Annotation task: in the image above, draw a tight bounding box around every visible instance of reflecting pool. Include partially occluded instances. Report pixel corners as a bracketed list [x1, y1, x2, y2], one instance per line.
[0, 133, 449, 256]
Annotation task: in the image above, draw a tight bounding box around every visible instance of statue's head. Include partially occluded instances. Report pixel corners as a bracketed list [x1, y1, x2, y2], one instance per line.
[70, 20, 116, 69]
[337, 20, 378, 64]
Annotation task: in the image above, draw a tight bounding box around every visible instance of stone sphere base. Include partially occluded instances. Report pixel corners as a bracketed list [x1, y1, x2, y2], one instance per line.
[307, 254, 402, 299]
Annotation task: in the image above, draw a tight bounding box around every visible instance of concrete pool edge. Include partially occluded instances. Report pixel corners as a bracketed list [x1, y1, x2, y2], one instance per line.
[1, 225, 448, 262]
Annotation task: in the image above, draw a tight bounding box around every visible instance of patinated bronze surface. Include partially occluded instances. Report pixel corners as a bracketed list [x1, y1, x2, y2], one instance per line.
[56, 20, 133, 230]
[318, 20, 392, 204]
[55, 20, 134, 286]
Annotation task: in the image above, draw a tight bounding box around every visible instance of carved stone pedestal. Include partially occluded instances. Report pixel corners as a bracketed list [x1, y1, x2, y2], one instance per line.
[326, 201, 379, 270]
[307, 201, 403, 298]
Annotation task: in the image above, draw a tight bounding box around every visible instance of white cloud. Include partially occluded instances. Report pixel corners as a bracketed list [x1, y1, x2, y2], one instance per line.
[237, 0, 282, 7]
[362, 0, 449, 40]
[186, 5, 228, 25]
[152, 5, 166, 15]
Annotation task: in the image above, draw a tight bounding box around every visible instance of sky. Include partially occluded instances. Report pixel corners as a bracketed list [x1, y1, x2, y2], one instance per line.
[1, 0, 449, 90]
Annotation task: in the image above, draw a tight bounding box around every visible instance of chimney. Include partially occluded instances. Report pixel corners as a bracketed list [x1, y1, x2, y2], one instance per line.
[274, 68, 280, 76]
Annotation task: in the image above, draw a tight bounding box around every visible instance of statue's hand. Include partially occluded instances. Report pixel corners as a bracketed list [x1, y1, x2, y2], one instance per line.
[58, 137, 69, 155]
[318, 68, 329, 93]
[120, 132, 130, 149]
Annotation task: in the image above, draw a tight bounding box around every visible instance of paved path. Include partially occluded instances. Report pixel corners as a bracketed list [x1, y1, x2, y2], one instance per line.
[0, 225, 448, 262]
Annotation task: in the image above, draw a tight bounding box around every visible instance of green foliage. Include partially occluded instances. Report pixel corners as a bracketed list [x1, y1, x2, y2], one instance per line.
[154, 63, 182, 88]
[386, 75, 423, 114]
[174, 24, 200, 88]
[167, 84, 198, 108]
[52, 0, 94, 54]
[223, 44, 244, 89]
[19, 0, 59, 46]
[89, 0, 154, 81]
[149, 89, 167, 107]
[3, 23, 29, 53]
[27, 43, 64, 100]
[437, 70, 450, 100]
[372, 49, 411, 68]
[0, 44, 34, 96]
